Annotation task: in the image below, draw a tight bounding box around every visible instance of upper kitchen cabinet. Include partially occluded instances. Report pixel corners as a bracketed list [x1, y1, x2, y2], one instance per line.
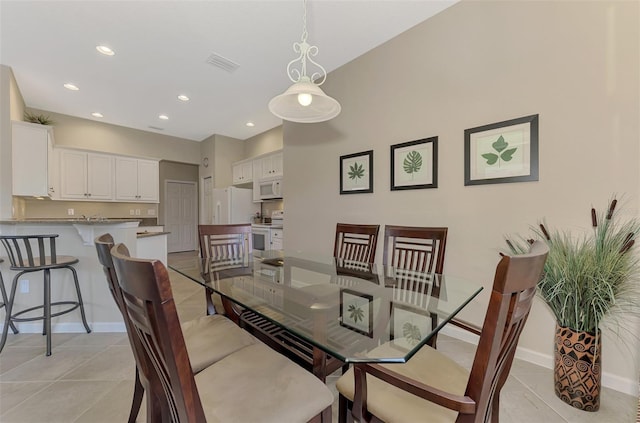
[59, 149, 114, 200]
[259, 151, 283, 180]
[12, 121, 57, 198]
[115, 157, 159, 202]
[232, 159, 253, 185]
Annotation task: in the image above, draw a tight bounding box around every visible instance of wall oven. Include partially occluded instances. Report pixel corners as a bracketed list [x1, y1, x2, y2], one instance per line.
[252, 226, 271, 251]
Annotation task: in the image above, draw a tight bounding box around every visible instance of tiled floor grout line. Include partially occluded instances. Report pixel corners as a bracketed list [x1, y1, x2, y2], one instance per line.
[512, 373, 571, 422]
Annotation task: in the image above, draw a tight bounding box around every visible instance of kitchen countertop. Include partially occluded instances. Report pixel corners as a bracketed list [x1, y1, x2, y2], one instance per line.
[136, 231, 170, 238]
[251, 223, 283, 229]
[0, 218, 142, 225]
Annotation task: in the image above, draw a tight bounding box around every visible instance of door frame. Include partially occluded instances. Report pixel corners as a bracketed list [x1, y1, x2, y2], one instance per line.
[164, 179, 198, 252]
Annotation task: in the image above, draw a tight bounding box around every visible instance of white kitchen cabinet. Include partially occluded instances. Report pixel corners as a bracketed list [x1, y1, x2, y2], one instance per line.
[232, 160, 253, 185]
[260, 151, 283, 179]
[59, 149, 114, 200]
[115, 157, 159, 202]
[11, 121, 57, 198]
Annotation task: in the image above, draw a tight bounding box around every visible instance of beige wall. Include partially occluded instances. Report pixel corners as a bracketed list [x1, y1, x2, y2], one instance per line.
[0, 65, 26, 219]
[284, 0, 639, 392]
[19, 199, 158, 221]
[213, 134, 244, 188]
[27, 108, 201, 163]
[245, 126, 283, 158]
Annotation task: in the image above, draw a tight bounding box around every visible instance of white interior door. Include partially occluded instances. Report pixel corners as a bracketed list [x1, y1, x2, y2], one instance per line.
[165, 180, 198, 253]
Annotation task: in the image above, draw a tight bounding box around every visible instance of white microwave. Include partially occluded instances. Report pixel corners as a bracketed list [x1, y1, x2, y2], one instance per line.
[259, 179, 283, 200]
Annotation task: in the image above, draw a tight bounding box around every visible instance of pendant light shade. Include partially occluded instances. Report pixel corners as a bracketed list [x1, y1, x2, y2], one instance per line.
[269, 0, 341, 123]
[269, 81, 341, 123]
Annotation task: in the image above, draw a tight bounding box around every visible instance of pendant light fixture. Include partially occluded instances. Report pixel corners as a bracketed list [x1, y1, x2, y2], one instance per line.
[268, 0, 341, 123]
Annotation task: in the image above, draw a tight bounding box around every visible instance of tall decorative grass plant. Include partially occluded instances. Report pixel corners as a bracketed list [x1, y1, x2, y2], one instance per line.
[506, 198, 640, 411]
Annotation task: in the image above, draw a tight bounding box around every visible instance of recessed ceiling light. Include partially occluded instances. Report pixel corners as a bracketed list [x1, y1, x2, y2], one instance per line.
[245, 122, 255, 127]
[177, 94, 190, 102]
[63, 83, 79, 91]
[158, 114, 169, 120]
[91, 112, 104, 118]
[96, 45, 115, 56]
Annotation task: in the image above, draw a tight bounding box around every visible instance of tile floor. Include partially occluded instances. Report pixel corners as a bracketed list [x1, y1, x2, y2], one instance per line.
[0, 256, 637, 422]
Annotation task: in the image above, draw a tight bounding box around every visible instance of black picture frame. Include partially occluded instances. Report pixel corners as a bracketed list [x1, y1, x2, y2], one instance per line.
[390, 136, 438, 191]
[340, 150, 373, 194]
[340, 289, 374, 337]
[464, 114, 539, 186]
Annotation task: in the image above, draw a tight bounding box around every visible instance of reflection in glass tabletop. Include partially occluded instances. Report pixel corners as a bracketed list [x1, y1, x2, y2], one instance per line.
[169, 250, 483, 366]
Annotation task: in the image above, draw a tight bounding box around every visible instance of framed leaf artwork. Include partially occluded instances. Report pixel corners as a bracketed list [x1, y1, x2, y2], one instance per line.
[390, 137, 438, 190]
[464, 114, 539, 186]
[340, 289, 374, 337]
[390, 302, 431, 352]
[340, 150, 373, 194]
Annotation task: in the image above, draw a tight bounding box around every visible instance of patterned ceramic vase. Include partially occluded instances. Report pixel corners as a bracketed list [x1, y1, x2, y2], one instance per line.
[554, 324, 601, 411]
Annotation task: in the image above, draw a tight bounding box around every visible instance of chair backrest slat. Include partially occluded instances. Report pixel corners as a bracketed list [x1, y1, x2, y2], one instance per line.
[334, 223, 380, 264]
[0, 234, 60, 270]
[466, 241, 548, 421]
[198, 224, 252, 268]
[111, 243, 206, 422]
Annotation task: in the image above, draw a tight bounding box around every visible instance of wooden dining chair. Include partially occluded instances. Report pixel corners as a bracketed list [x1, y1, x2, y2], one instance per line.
[383, 225, 448, 348]
[110, 242, 334, 423]
[336, 241, 548, 423]
[334, 223, 380, 264]
[95, 234, 256, 423]
[198, 224, 252, 315]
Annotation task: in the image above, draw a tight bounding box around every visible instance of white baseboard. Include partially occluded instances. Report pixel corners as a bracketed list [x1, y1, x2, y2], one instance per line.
[440, 325, 639, 397]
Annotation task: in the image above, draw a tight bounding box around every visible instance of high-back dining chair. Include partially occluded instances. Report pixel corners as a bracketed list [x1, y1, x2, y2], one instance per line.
[383, 225, 448, 348]
[95, 234, 256, 423]
[0, 234, 91, 356]
[337, 241, 548, 423]
[198, 224, 252, 315]
[334, 223, 380, 264]
[110, 243, 334, 423]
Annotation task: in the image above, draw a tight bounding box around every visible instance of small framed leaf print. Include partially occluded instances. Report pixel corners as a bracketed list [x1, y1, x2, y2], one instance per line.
[340, 150, 373, 194]
[339, 289, 374, 337]
[390, 137, 438, 190]
[390, 302, 431, 351]
[464, 114, 539, 186]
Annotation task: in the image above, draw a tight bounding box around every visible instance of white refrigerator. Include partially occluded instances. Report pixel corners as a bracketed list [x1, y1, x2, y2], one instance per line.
[211, 187, 259, 224]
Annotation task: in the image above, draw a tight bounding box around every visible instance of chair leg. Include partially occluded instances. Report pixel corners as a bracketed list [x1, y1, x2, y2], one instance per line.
[205, 291, 216, 315]
[427, 312, 439, 348]
[0, 274, 20, 354]
[0, 272, 18, 334]
[67, 266, 92, 333]
[128, 367, 144, 423]
[44, 269, 52, 356]
[338, 393, 350, 423]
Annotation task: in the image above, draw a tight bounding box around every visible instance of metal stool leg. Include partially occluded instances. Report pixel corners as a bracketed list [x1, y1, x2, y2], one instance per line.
[67, 266, 91, 333]
[0, 274, 20, 354]
[0, 271, 18, 334]
[44, 269, 52, 356]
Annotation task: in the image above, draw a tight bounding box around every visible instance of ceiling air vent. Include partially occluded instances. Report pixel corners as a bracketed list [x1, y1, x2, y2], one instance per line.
[206, 52, 240, 73]
[148, 126, 164, 131]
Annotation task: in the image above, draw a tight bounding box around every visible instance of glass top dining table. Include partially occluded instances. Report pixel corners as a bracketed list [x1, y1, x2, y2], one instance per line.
[169, 250, 483, 380]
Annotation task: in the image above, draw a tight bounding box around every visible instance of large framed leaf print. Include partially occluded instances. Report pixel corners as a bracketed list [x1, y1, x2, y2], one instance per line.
[390, 137, 438, 191]
[340, 150, 373, 194]
[464, 114, 539, 186]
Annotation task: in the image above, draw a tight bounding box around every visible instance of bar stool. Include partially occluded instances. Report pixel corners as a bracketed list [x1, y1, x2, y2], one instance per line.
[0, 234, 91, 356]
[0, 259, 19, 335]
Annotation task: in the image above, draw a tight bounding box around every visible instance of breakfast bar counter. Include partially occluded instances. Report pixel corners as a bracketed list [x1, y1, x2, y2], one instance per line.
[0, 219, 145, 333]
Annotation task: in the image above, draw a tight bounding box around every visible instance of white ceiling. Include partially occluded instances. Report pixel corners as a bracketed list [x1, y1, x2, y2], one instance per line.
[0, 1, 457, 141]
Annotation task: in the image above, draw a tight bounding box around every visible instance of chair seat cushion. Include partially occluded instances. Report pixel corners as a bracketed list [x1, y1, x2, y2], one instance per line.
[195, 343, 334, 423]
[182, 314, 257, 373]
[336, 343, 470, 423]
